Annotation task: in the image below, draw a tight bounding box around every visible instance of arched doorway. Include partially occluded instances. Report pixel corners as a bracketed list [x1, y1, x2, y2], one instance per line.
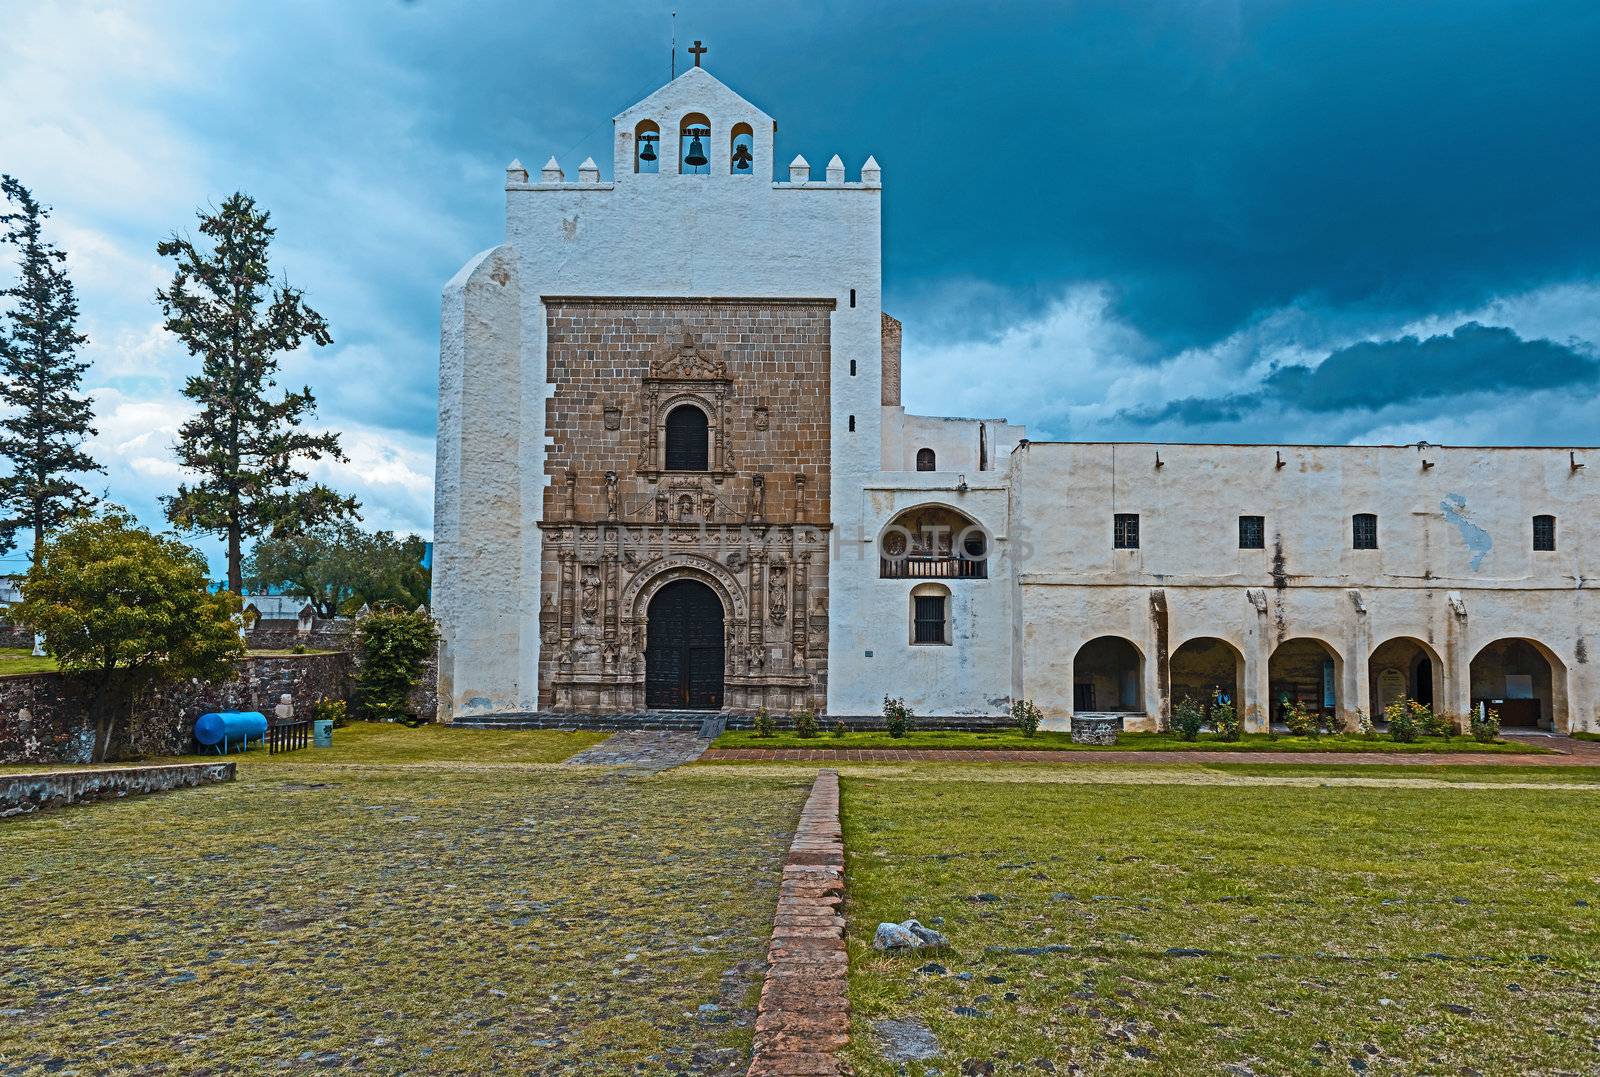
[1073, 636, 1143, 712]
[1369, 637, 1440, 714]
[645, 579, 725, 709]
[1268, 637, 1340, 724]
[1169, 637, 1244, 719]
[1470, 638, 1562, 730]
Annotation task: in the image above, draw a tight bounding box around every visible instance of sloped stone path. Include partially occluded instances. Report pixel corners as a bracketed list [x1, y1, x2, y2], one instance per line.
[561, 730, 714, 771]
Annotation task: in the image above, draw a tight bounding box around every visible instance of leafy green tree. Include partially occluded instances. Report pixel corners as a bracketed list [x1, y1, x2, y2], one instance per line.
[11, 512, 244, 761]
[245, 523, 430, 616]
[0, 176, 101, 561]
[156, 193, 358, 593]
[353, 608, 438, 725]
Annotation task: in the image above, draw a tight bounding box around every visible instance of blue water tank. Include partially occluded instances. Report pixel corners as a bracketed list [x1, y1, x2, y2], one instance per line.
[194, 711, 268, 751]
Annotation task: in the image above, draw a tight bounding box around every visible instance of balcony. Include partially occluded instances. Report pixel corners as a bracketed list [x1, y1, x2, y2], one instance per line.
[880, 555, 987, 580]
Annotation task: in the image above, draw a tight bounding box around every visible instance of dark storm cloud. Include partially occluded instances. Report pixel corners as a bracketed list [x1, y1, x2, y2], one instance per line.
[1124, 323, 1600, 424]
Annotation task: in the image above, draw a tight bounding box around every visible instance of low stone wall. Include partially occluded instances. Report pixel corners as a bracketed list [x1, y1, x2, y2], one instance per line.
[0, 761, 236, 818]
[245, 616, 354, 652]
[0, 652, 352, 766]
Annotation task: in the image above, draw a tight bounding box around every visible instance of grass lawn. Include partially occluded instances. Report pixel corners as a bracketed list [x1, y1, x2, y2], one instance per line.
[0, 724, 813, 1073]
[840, 768, 1600, 1074]
[0, 646, 56, 676]
[713, 728, 1548, 754]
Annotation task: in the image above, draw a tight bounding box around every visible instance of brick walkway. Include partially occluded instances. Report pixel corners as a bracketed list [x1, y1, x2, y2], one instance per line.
[706, 736, 1600, 768]
[562, 731, 713, 771]
[748, 769, 849, 1077]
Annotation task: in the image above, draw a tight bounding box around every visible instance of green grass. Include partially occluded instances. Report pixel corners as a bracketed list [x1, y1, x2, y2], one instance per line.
[713, 728, 1548, 754]
[1571, 731, 1600, 742]
[841, 771, 1600, 1074]
[0, 646, 57, 676]
[0, 724, 813, 1073]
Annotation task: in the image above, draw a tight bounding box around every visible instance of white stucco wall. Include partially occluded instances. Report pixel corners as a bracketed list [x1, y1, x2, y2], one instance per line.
[880, 408, 1025, 474]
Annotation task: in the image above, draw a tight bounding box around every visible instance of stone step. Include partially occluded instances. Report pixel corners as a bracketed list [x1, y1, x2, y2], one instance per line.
[450, 711, 1018, 733]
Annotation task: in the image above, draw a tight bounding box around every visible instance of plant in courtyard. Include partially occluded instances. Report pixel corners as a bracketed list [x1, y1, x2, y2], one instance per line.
[313, 698, 348, 728]
[883, 694, 913, 738]
[1355, 708, 1377, 740]
[1320, 708, 1347, 735]
[752, 707, 775, 737]
[832, 719, 848, 737]
[1212, 699, 1242, 741]
[1010, 697, 1042, 737]
[0, 177, 103, 562]
[1471, 707, 1502, 743]
[10, 512, 244, 761]
[353, 608, 438, 725]
[1282, 700, 1318, 737]
[156, 193, 359, 593]
[1171, 697, 1205, 741]
[1385, 696, 1419, 742]
[1420, 704, 1455, 737]
[792, 708, 819, 738]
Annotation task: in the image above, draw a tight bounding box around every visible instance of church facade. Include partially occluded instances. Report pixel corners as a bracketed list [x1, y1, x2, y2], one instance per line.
[434, 65, 1598, 734]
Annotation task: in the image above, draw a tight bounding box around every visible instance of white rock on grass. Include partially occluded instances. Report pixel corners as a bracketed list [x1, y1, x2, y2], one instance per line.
[873, 919, 949, 950]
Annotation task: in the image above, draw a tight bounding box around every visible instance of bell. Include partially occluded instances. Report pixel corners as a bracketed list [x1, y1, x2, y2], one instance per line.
[639, 137, 656, 162]
[684, 134, 708, 168]
[731, 143, 752, 171]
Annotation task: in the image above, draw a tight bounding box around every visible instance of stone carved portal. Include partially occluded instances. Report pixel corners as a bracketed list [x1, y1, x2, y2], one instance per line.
[645, 579, 724, 709]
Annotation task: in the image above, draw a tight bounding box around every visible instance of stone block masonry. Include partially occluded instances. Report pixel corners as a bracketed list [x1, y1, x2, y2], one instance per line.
[748, 769, 850, 1076]
[1, 762, 235, 818]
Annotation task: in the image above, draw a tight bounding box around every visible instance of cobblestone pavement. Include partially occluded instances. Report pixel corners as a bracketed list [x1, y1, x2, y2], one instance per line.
[702, 735, 1600, 767]
[563, 730, 715, 771]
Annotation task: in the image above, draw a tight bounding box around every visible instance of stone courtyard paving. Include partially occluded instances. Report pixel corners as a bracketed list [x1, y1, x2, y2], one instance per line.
[788, 761, 1600, 1075]
[0, 726, 814, 1074]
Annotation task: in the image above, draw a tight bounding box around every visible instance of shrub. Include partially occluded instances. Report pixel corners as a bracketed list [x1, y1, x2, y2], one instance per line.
[883, 695, 913, 739]
[353, 609, 439, 726]
[1320, 708, 1347, 735]
[792, 708, 819, 738]
[292, 643, 307, 655]
[1420, 704, 1455, 738]
[1385, 697, 1419, 743]
[1171, 697, 1205, 742]
[1283, 700, 1318, 737]
[832, 719, 848, 738]
[1212, 699, 1242, 742]
[753, 707, 775, 737]
[1011, 698, 1042, 737]
[1355, 708, 1377, 740]
[312, 698, 348, 728]
[1470, 707, 1501, 743]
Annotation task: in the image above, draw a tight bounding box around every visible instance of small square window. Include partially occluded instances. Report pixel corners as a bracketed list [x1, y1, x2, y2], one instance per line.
[1239, 515, 1265, 549]
[913, 595, 947, 644]
[1113, 513, 1140, 550]
[1533, 514, 1556, 552]
[1352, 513, 1378, 550]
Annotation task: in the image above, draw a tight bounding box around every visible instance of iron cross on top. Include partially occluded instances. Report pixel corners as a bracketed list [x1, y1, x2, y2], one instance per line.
[689, 40, 707, 66]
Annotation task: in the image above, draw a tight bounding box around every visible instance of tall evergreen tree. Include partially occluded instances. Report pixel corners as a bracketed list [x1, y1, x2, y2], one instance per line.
[156, 193, 358, 591]
[0, 176, 102, 562]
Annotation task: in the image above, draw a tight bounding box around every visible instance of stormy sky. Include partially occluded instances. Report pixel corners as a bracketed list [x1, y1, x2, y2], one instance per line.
[2, 1, 1597, 570]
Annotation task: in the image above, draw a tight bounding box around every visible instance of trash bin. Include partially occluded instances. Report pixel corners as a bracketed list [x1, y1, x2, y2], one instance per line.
[313, 719, 334, 748]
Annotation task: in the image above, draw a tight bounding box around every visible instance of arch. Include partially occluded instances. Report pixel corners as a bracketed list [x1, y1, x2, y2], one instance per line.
[644, 578, 725, 709]
[679, 112, 711, 174]
[621, 555, 747, 627]
[909, 582, 952, 645]
[878, 502, 990, 579]
[1268, 636, 1343, 725]
[1469, 636, 1566, 730]
[729, 122, 754, 174]
[664, 402, 709, 471]
[633, 119, 660, 173]
[1073, 635, 1144, 713]
[1369, 636, 1442, 714]
[1169, 636, 1244, 720]
[915, 447, 936, 471]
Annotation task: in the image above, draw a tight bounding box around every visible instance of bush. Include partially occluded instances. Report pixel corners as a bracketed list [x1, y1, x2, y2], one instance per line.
[1171, 697, 1205, 742]
[1420, 705, 1455, 738]
[1355, 708, 1377, 740]
[1385, 697, 1419, 743]
[1320, 708, 1347, 735]
[312, 698, 348, 728]
[1283, 700, 1318, 737]
[1212, 700, 1242, 742]
[1471, 707, 1501, 743]
[753, 707, 775, 737]
[883, 695, 913, 738]
[792, 708, 819, 738]
[1011, 698, 1042, 737]
[832, 719, 848, 738]
[353, 609, 439, 726]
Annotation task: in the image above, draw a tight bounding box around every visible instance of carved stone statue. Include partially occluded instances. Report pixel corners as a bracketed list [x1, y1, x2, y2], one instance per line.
[748, 475, 766, 522]
[604, 471, 619, 520]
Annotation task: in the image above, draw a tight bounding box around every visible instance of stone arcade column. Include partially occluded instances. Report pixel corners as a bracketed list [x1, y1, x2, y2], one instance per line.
[1243, 589, 1272, 732]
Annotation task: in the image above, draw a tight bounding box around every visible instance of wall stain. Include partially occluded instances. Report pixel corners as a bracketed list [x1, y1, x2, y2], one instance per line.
[1440, 493, 1492, 571]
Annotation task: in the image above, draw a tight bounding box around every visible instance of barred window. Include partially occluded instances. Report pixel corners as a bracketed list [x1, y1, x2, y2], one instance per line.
[916, 447, 936, 472]
[1352, 513, 1378, 550]
[1239, 515, 1265, 550]
[663, 404, 709, 471]
[1113, 513, 1140, 550]
[911, 587, 950, 645]
[1533, 514, 1556, 552]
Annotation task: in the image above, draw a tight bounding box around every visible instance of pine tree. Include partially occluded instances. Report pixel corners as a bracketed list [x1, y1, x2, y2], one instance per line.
[0, 176, 102, 562]
[156, 193, 359, 592]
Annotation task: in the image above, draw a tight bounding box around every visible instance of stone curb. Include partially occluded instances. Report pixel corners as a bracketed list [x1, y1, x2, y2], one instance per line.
[748, 769, 850, 1077]
[0, 762, 237, 819]
[702, 742, 1596, 767]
